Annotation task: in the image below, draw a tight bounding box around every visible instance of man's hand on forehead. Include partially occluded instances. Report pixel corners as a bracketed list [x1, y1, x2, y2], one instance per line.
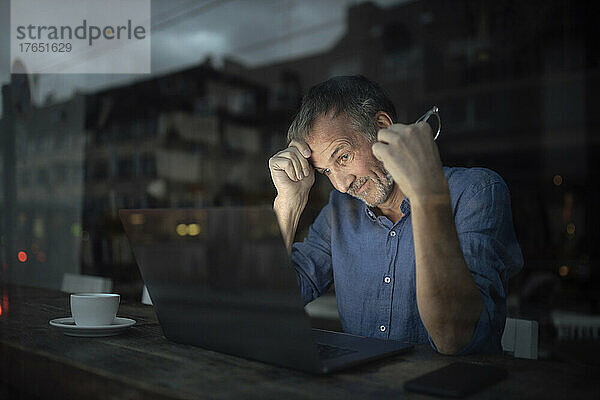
[268, 137, 315, 252]
[288, 139, 313, 177]
[289, 139, 312, 158]
[268, 137, 315, 202]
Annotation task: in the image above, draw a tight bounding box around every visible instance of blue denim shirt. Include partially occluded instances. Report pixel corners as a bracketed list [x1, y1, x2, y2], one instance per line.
[291, 167, 523, 354]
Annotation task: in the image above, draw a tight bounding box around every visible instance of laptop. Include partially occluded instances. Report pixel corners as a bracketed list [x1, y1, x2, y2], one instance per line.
[119, 207, 412, 374]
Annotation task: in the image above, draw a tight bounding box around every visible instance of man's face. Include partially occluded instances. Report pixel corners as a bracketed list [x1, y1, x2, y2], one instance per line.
[306, 113, 393, 207]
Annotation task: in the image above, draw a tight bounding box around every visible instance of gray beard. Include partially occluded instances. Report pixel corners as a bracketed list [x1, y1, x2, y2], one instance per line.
[347, 171, 394, 207]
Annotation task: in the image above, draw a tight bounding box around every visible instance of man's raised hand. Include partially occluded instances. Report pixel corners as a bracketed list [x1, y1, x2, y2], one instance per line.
[268, 139, 315, 202]
[371, 122, 447, 202]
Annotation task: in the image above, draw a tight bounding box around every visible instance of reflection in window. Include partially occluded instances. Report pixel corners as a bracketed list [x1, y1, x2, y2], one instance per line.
[117, 157, 133, 179]
[0, 1, 595, 315]
[92, 160, 108, 180]
[37, 170, 50, 187]
[140, 154, 156, 177]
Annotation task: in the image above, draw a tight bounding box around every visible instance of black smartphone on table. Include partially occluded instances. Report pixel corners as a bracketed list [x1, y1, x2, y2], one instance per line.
[404, 361, 507, 398]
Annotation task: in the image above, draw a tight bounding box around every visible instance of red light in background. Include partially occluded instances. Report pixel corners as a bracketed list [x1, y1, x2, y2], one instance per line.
[2, 295, 7, 315]
[18, 251, 28, 262]
[0, 302, 3, 316]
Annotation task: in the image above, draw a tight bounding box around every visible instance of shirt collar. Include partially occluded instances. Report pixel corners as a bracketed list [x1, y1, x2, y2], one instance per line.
[400, 197, 411, 216]
[364, 197, 411, 221]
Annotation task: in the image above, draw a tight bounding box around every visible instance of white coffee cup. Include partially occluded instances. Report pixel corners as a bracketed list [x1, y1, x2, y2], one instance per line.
[70, 293, 120, 326]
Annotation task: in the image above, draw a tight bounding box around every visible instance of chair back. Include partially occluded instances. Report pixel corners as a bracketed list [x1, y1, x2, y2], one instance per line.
[502, 317, 539, 359]
[141, 285, 153, 305]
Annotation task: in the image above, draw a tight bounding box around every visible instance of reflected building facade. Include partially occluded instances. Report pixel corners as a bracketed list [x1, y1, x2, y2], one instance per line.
[81, 62, 275, 291]
[1, 61, 277, 294]
[1, 91, 86, 289]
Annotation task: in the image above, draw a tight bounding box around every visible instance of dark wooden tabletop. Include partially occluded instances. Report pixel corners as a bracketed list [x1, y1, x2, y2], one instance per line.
[0, 284, 598, 400]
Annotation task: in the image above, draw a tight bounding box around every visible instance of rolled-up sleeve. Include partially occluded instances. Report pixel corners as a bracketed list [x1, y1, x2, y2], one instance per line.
[291, 196, 334, 305]
[429, 176, 524, 354]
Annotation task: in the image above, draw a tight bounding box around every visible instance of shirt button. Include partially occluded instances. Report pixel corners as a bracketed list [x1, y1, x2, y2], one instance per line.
[390, 231, 396, 237]
[384, 276, 391, 284]
[380, 325, 386, 332]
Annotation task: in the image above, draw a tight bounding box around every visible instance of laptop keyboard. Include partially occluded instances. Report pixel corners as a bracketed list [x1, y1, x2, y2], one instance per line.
[315, 342, 358, 360]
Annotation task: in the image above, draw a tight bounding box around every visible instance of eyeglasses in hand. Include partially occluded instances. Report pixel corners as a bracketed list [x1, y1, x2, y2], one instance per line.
[415, 106, 441, 141]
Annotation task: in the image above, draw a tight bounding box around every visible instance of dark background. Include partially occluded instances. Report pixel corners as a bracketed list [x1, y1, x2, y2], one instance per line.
[1, 0, 598, 360]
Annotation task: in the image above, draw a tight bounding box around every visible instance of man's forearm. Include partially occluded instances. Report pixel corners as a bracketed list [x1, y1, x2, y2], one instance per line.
[411, 192, 482, 355]
[273, 196, 307, 254]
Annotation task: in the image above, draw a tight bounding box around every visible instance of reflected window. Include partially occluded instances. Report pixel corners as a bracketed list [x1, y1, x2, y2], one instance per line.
[118, 157, 134, 179]
[37, 170, 50, 187]
[140, 155, 156, 177]
[92, 160, 108, 180]
[19, 170, 31, 187]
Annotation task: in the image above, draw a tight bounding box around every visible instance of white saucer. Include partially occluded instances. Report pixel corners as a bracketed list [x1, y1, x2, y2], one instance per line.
[49, 317, 136, 337]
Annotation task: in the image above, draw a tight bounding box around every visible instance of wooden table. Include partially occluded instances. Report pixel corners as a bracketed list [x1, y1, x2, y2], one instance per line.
[0, 284, 598, 399]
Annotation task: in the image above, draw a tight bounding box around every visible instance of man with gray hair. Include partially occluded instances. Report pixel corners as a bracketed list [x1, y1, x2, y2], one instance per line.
[268, 76, 523, 355]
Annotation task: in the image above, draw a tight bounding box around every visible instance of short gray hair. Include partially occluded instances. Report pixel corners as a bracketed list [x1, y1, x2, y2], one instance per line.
[287, 76, 397, 144]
